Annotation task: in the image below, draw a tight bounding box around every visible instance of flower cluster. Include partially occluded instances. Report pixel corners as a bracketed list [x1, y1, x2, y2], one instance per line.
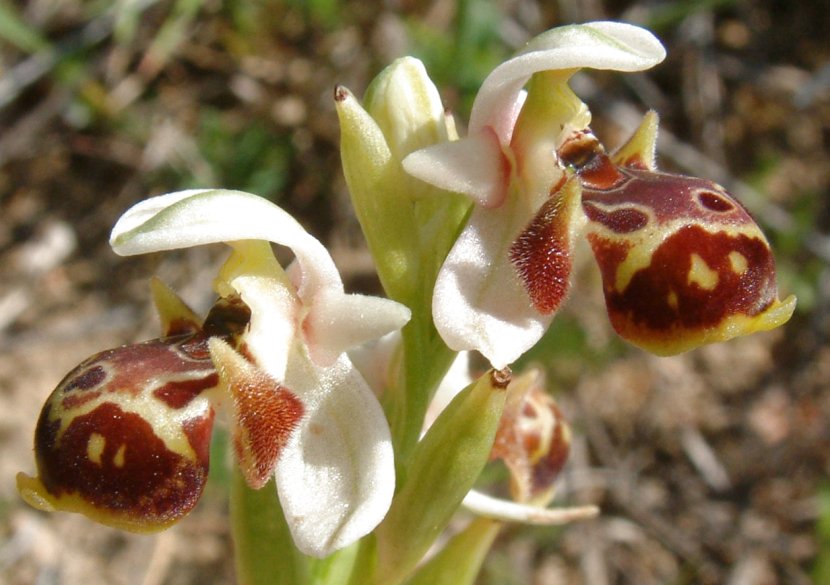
[17, 20, 794, 585]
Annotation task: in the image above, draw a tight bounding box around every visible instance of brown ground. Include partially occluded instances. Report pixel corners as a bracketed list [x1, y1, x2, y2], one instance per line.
[1, 1, 829, 584]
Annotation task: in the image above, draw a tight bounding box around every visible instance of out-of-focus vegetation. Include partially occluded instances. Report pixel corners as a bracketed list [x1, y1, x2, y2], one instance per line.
[1, 1, 828, 584]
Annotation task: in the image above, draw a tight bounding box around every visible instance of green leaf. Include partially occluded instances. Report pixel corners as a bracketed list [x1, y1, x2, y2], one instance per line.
[0, 0, 48, 52]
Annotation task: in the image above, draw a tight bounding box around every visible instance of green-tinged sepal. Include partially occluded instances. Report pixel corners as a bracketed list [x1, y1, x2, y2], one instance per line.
[374, 368, 510, 585]
[336, 85, 417, 302]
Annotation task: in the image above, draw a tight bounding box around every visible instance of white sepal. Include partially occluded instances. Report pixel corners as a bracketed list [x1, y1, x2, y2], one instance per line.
[110, 189, 341, 299]
[432, 203, 552, 369]
[275, 350, 395, 557]
[470, 22, 666, 141]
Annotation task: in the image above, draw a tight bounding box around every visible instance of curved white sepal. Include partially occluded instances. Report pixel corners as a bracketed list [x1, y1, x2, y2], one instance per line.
[275, 351, 395, 557]
[432, 204, 551, 369]
[402, 127, 508, 208]
[110, 189, 341, 299]
[304, 291, 411, 367]
[462, 490, 599, 525]
[470, 21, 666, 141]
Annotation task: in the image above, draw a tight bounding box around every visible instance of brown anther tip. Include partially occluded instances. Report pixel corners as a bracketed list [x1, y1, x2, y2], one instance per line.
[334, 85, 350, 102]
[491, 367, 512, 389]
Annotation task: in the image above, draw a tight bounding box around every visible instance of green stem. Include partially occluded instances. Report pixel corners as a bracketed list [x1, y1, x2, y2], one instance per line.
[386, 310, 455, 469]
[230, 470, 308, 585]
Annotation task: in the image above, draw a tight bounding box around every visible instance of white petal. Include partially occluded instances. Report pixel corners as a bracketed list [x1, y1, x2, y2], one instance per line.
[402, 128, 508, 207]
[110, 189, 342, 299]
[432, 204, 552, 369]
[275, 351, 395, 557]
[304, 290, 411, 367]
[470, 22, 665, 141]
[229, 273, 298, 383]
[462, 490, 599, 525]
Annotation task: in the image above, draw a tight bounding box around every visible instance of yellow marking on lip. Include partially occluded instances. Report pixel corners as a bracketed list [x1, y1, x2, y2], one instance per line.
[87, 433, 105, 465]
[667, 290, 679, 310]
[688, 254, 719, 291]
[113, 444, 127, 468]
[729, 251, 748, 275]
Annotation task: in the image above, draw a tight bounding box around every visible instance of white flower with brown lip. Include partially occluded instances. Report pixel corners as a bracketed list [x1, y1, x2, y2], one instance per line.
[110, 189, 411, 557]
[403, 22, 667, 369]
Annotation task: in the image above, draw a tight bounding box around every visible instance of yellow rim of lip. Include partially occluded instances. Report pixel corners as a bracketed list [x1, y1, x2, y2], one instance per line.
[617, 294, 797, 356]
[16, 471, 177, 534]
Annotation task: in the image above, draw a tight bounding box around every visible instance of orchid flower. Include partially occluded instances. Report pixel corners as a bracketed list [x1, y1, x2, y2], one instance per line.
[17, 189, 410, 558]
[404, 22, 796, 368]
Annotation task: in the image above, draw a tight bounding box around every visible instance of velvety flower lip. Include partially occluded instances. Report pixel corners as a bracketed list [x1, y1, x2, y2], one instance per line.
[111, 189, 411, 556]
[401, 22, 666, 369]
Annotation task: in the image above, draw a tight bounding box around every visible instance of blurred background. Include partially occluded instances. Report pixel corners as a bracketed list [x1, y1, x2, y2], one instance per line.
[0, 1, 828, 583]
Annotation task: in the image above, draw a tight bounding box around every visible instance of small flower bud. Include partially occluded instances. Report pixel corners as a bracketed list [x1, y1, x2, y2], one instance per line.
[490, 369, 571, 506]
[363, 56, 451, 161]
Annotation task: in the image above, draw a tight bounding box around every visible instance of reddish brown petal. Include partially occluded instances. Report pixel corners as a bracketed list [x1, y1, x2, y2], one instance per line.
[21, 334, 218, 532]
[18, 293, 255, 531]
[589, 225, 787, 353]
[210, 339, 304, 490]
[33, 402, 213, 530]
[509, 178, 583, 314]
[154, 373, 220, 408]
